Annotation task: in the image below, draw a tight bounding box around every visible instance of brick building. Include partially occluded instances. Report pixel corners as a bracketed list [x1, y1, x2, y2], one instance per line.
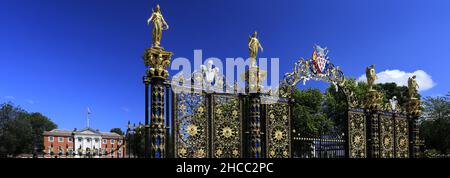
[43, 128, 125, 158]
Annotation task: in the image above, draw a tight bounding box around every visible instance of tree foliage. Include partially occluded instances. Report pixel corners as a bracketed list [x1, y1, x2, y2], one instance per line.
[420, 94, 450, 154]
[0, 102, 57, 156]
[110, 128, 124, 135]
[292, 88, 333, 136]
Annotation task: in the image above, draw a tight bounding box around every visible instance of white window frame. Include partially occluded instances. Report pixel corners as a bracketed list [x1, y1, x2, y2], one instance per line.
[48, 136, 54, 142]
[102, 139, 107, 144]
[118, 140, 123, 145]
[110, 139, 115, 144]
[58, 137, 63, 142]
[68, 137, 73, 142]
[95, 138, 99, 143]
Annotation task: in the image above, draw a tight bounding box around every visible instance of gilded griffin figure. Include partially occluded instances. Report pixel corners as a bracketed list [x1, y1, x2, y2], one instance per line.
[366, 64, 377, 91]
[408, 75, 419, 99]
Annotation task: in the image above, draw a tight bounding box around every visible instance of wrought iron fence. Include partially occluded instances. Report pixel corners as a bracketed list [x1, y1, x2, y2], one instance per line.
[292, 130, 346, 158]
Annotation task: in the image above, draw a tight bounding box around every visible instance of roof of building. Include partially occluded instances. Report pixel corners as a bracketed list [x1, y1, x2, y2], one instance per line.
[43, 128, 123, 139]
[43, 129, 73, 136]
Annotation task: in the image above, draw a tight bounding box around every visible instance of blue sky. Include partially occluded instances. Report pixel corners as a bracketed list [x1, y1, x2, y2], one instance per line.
[1, 0, 449, 132]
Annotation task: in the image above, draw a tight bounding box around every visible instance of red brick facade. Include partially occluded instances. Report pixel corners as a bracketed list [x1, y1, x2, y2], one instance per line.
[43, 128, 126, 158]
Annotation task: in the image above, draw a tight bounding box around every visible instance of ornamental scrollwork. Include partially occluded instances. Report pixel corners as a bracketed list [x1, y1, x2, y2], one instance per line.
[212, 95, 242, 158]
[395, 115, 409, 158]
[266, 101, 290, 158]
[348, 110, 366, 158]
[280, 45, 345, 98]
[379, 113, 395, 158]
[175, 92, 209, 158]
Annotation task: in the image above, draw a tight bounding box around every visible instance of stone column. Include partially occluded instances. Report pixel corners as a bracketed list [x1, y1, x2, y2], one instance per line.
[143, 47, 172, 158]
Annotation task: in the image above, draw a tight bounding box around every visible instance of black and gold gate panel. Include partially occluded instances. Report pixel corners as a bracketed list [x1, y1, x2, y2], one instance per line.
[174, 90, 209, 158]
[264, 98, 291, 158]
[394, 115, 409, 158]
[212, 95, 242, 158]
[348, 109, 366, 158]
[379, 112, 395, 158]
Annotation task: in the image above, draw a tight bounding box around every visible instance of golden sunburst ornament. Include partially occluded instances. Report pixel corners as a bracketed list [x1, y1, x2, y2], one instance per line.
[283, 150, 289, 157]
[274, 130, 284, 141]
[178, 148, 187, 157]
[232, 110, 238, 118]
[232, 149, 239, 157]
[270, 150, 276, 157]
[215, 149, 223, 157]
[179, 104, 186, 112]
[197, 106, 204, 115]
[270, 114, 275, 119]
[216, 108, 222, 115]
[196, 149, 206, 158]
[222, 127, 234, 138]
[186, 124, 198, 136]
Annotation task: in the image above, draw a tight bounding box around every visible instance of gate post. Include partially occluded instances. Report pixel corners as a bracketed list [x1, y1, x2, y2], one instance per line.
[406, 75, 422, 158]
[143, 47, 172, 158]
[244, 66, 266, 158]
[365, 90, 382, 158]
[407, 98, 421, 158]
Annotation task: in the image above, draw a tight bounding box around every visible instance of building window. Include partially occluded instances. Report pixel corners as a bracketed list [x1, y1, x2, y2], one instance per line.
[48, 136, 54, 142]
[110, 139, 115, 144]
[95, 138, 99, 143]
[118, 140, 123, 145]
[102, 139, 107, 144]
[78, 137, 82, 142]
[68, 138, 73, 142]
[58, 137, 63, 142]
[87, 138, 91, 142]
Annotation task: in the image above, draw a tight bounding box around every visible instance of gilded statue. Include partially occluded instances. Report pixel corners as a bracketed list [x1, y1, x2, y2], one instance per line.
[365, 64, 377, 91]
[408, 75, 419, 99]
[147, 4, 169, 48]
[248, 31, 263, 67]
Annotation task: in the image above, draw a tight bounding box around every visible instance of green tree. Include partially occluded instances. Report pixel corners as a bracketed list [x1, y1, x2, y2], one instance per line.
[420, 94, 450, 154]
[28, 112, 57, 153]
[0, 102, 57, 156]
[292, 88, 333, 135]
[110, 128, 124, 135]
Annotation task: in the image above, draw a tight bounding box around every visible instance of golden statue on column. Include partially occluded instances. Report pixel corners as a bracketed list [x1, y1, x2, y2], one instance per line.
[248, 31, 264, 67]
[242, 31, 267, 93]
[147, 4, 169, 48]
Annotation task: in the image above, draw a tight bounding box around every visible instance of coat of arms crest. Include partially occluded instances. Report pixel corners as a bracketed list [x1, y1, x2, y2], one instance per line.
[311, 45, 329, 74]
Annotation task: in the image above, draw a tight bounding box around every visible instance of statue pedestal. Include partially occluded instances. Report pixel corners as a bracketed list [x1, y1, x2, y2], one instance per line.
[365, 90, 381, 110]
[144, 47, 173, 80]
[242, 66, 267, 94]
[407, 98, 421, 116]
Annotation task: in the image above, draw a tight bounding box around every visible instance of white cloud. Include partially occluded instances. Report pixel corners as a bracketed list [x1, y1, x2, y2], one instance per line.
[357, 69, 435, 91]
[3, 96, 15, 100]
